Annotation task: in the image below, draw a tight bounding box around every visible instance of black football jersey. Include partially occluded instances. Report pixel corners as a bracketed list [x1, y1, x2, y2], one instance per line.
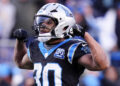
[27, 38, 91, 86]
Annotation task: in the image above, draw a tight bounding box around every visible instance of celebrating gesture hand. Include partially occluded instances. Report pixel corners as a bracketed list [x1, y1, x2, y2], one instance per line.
[69, 24, 85, 37]
[13, 28, 28, 41]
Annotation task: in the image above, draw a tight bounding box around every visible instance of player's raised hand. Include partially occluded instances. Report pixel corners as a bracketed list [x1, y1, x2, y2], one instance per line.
[69, 24, 85, 37]
[13, 28, 28, 41]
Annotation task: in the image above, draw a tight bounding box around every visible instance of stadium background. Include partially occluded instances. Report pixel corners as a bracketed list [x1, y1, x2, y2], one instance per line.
[0, 0, 120, 86]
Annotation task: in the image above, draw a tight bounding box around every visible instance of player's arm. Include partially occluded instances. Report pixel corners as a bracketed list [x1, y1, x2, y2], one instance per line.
[13, 29, 33, 69]
[71, 24, 110, 71]
[78, 32, 110, 71]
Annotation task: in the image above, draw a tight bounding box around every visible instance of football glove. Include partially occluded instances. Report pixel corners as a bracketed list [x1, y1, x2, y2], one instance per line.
[13, 28, 28, 41]
[69, 24, 85, 37]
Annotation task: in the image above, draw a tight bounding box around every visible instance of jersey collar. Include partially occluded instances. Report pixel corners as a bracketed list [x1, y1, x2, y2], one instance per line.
[39, 39, 71, 58]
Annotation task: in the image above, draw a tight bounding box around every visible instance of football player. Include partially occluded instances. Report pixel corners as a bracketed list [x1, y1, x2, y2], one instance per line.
[13, 3, 110, 86]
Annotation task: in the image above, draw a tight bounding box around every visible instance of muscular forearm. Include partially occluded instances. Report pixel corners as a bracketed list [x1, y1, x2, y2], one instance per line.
[84, 32, 110, 70]
[14, 40, 27, 67]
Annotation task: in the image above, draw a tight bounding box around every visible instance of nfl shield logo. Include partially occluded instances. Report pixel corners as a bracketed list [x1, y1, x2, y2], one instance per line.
[54, 48, 65, 59]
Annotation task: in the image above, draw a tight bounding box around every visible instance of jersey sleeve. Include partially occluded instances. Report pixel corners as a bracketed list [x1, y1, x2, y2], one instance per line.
[26, 37, 34, 62]
[67, 42, 91, 64]
[74, 43, 91, 58]
[27, 47, 32, 62]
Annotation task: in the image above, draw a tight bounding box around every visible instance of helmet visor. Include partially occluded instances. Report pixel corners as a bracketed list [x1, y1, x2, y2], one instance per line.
[34, 16, 56, 33]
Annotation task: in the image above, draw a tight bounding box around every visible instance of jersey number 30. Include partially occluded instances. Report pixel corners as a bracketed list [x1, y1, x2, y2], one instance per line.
[34, 63, 62, 86]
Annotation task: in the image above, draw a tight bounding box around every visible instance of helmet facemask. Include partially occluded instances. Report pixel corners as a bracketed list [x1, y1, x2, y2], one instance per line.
[33, 16, 58, 42]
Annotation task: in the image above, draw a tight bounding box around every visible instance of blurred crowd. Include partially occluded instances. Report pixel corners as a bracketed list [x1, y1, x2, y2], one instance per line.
[0, 0, 120, 86]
